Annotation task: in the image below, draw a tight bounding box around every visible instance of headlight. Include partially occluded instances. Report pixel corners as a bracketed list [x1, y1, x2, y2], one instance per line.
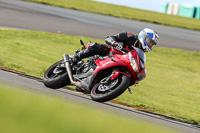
[129, 52, 138, 72]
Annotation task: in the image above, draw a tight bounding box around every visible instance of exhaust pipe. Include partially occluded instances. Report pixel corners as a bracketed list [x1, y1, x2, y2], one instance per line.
[63, 54, 83, 89]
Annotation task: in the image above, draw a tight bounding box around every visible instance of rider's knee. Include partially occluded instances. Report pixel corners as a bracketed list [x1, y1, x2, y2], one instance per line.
[88, 43, 110, 56]
[88, 42, 99, 52]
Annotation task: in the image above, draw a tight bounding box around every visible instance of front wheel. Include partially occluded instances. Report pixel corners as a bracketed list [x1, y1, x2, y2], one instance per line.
[90, 74, 130, 102]
[43, 60, 70, 89]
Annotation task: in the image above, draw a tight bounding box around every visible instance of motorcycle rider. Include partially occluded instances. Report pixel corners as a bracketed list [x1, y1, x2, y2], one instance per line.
[71, 28, 159, 69]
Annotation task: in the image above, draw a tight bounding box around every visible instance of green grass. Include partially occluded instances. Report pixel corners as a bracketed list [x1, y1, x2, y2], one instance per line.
[0, 29, 102, 77]
[0, 83, 176, 133]
[25, 0, 200, 31]
[0, 29, 200, 125]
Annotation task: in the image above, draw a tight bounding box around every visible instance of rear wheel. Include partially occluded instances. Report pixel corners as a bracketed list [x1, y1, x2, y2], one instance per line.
[90, 74, 130, 102]
[43, 60, 70, 89]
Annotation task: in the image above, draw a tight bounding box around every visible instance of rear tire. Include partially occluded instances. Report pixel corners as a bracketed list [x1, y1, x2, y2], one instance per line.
[90, 74, 130, 102]
[43, 60, 70, 89]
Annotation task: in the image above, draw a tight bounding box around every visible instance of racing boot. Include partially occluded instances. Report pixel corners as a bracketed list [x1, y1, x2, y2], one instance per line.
[70, 49, 91, 64]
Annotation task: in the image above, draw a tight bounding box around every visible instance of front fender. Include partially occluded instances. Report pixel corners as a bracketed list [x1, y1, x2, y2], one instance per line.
[111, 71, 130, 80]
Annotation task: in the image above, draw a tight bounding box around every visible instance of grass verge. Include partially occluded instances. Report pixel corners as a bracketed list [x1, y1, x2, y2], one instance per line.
[0, 29, 200, 125]
[25, 0, 200, 31]
[0, 83, 176, 133]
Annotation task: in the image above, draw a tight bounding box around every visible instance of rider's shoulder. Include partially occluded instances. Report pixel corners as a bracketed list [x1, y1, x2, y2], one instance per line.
[125, 32, 137, 38]
[118, 31, 133, 35]
[117, 32, 137, 40]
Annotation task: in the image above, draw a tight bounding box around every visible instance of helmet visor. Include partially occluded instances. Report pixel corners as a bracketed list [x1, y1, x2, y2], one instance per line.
[144, 34, 156, 50]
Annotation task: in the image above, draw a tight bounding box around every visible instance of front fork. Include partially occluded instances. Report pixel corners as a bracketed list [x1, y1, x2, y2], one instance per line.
[110, 70, 133, 94]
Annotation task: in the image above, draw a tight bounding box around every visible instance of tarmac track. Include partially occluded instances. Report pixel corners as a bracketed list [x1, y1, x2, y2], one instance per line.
[1, 69, 200, 133]
[0, 0, 200, 132]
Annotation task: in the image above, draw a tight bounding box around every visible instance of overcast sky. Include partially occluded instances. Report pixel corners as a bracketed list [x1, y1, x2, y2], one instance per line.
[94, 0, 200, 12]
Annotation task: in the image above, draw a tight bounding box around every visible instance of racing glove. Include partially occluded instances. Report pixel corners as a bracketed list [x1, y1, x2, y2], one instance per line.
[111, 41, 123, 50]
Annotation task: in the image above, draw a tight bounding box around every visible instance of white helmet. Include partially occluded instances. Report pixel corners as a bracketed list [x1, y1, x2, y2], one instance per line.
[138, 28, 159, 52]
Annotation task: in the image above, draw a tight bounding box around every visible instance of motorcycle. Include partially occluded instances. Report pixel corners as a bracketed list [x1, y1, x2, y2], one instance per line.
[43, 40, 146, 102]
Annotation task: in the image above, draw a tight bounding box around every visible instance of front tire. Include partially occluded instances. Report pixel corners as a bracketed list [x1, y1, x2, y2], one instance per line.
[43, 60, 70, 89]
[90, 74, 130, 102]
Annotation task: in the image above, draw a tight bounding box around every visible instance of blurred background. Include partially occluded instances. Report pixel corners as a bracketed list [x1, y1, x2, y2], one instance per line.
[94, 0, 200, 12]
